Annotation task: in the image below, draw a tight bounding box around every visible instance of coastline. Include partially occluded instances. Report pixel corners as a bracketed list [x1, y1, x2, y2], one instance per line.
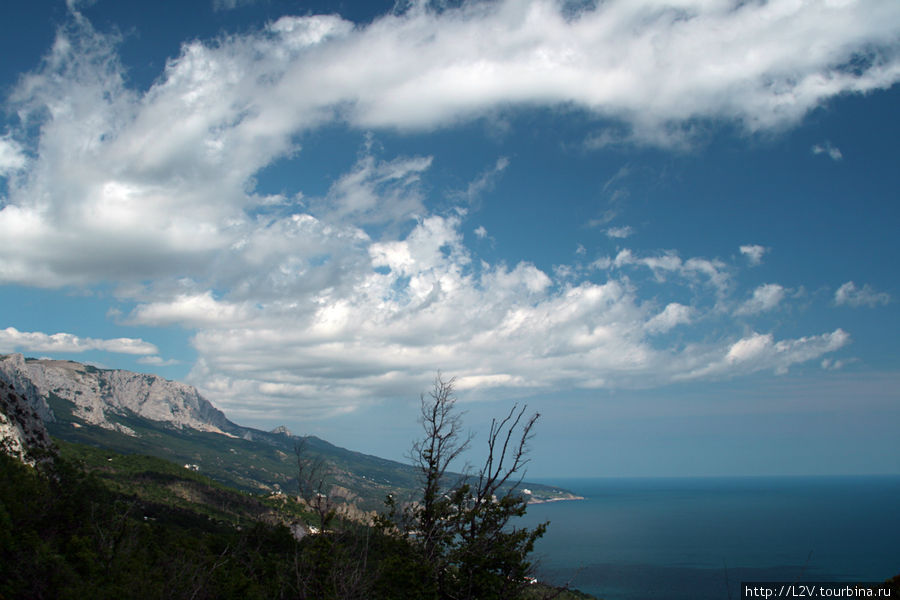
[528, 494, 585, 505]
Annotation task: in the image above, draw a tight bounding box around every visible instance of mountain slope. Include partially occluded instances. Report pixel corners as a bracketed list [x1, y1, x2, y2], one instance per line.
[0, 353, 580, 511]
[0, 353, 54, 423]
[0, 353, 235, 435]
[0, 378, 53, 465]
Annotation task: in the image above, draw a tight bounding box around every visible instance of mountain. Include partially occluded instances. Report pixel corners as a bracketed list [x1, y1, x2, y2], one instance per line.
[0, 353, 54, 423]
[0, 354, 580, 511]
[0, 377, 53, 465]
[0, 353, 234, 436]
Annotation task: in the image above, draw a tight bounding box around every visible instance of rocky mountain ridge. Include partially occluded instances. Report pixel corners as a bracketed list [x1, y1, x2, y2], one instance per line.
[0, 378, 53, 465]
[0, 353, 581, 508]
[0, 353, 234, 437]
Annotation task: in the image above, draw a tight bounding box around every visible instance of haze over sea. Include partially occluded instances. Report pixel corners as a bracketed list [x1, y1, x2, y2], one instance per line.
[520, 476, 900, 600]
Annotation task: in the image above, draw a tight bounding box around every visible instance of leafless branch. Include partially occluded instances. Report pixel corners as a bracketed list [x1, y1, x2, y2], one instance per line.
[295, 437, 336, 531]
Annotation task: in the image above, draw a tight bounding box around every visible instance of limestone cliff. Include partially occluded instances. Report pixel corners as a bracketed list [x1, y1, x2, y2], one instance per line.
[0, 378, 54, 465]
[0, 353, 55, 423]
[0, 353, 234, 436]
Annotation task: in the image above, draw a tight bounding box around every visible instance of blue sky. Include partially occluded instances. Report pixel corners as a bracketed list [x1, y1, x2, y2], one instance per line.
[1, 0, 898, 477]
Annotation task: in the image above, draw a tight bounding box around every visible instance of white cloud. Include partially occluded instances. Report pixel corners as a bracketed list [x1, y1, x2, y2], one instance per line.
[606, 225, 634, 239]
[311, 152, 433, 226]
[739, 244, 767, 266]
[128, 292, 252, 327]
[5, 190, 844, 421]
[679, 328, 850, 380]
[137, 356, 181, 366]
[645, 303, 692, 334]
[613, 248, 729, 292]
[0, 136, 27, 176]
[168, 210, 839, 421]
[0, 327, 158, 355]
[452, 157, 510, 205]
[591, 256, 612, 270]
[329, 0, 900, 134]
[735, 283, 786, 315]
[3, 0, 898, 285]
[821, 357, 856, 371]
[835, 281, 891, 308]
[0, 2, 880, 419]
[474, 225, 488, 239]
[812, 141, 843, 161]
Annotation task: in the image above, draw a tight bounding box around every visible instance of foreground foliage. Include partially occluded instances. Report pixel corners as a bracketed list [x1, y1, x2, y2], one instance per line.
[1, 450, 295, 599]
[0, 375, 586, 599]
[0, 442, 587, 600]
[376, 375, 550, 600]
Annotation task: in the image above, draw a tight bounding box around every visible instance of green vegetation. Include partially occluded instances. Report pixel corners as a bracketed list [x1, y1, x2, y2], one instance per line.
[46, 392, 578, 510]
[375, 375, 551, 599]
[46, 395, 310, 495]
[55, 440, 309, 526]
[0, 449, 299, 599]
[2, 413, 596, 599]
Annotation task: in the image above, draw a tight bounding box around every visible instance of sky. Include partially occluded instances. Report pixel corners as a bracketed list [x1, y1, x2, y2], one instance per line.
[0, 0, 898, 478]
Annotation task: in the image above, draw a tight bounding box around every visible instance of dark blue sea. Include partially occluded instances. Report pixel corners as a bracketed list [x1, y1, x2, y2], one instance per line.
[519, 476, 900, 600]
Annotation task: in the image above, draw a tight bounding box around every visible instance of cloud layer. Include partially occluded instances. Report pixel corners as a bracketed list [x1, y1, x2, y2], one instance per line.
[1, 0, 893, 419]
[0, 327, 157, 355]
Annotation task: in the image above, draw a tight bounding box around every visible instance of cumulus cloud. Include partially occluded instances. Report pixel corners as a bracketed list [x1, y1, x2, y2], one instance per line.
[835, 281, 891, 308]
[137, 356, 181, 366]
[0, 136, 27, 176]
[735, 283, 786, 315]
[740, 244, 767, 266]
[174, 213, 841, 421]
[679, 329, 851, 380]
[812, 141, 843, 161]
[128, 292, 253, 327]
[3, 0, 898, 285]
[606, 225, 634, 239]
[0, 327, 158, 355]
[612, 248, 729, 292]
[0, 1, 878, 418]
[645, 303, 692, 334]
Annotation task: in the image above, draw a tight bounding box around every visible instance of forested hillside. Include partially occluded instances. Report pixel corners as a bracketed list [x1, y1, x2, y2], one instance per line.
[0, 370, 596, 599]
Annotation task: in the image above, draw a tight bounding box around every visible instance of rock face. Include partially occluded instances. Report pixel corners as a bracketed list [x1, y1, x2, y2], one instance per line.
[0, 353, 55, 423]
[0, 378, 54, 465]
[0, 354, 234, 436]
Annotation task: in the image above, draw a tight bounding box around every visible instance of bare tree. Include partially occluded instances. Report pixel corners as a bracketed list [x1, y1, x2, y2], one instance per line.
[295, 437, 336, 531]
[398, 373, 547, 600]
[474, 403, 539, 511]
[408, 373, 472, 564]
[452, 403, 545, 599]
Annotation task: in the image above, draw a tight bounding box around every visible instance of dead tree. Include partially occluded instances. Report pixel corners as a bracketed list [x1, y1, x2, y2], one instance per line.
[452, 403, 545, 600]
[294, 437, 336, 531]
[408, 373, 472, 564]
[402, 373, 547, 600]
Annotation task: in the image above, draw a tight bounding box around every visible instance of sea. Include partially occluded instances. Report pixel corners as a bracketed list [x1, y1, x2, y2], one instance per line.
[518, 476, 900, 600]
